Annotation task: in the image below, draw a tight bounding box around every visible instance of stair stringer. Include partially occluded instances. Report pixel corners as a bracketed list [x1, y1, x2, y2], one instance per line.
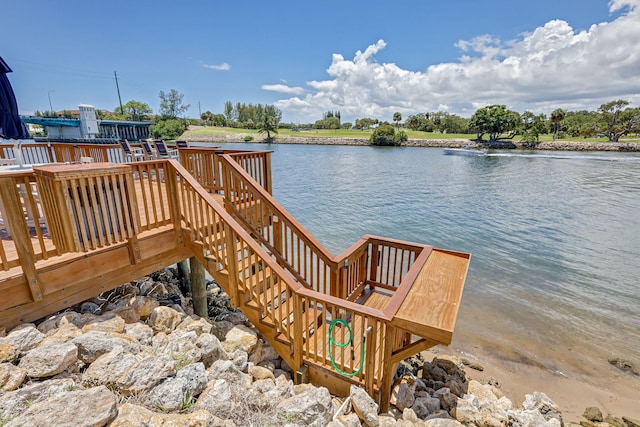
[184, 237, 297, 370]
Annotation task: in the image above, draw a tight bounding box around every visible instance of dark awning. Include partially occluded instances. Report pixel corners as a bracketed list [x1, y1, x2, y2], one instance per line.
[0, 55, 30, 139]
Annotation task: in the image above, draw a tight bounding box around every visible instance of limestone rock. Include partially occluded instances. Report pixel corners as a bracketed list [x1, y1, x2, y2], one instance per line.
[603, 415, 626, 427]
[624, 417, 640, 427]
[507, 408, 561, 427]
[124, 322, 154, 345]
[350, 384, 379, 426]
[250, 364, 276, 381]
[116, 353, 176, 395]
[83, 346, 139, 387]
[126, 295, 160, 319]
[147, 306, 183, 333]
[164, 330, 202, 365]
[72, 330, 140, 363]
[522, 391, 563, 425]
[196, 332, 227, 367]
[6, 385, 117, 427]
[3, 324, 45, 353]
[424, 419, 464, 427]
[403, 407, 420, 424]
[583, 407, 603, 422]
[175, 316, 213, 335]
[18, 341, 77, 378]
[0, 343, 18, 363]
[222, 324, 258, 354]
[378, 414, 398, 427]
[207, 359, 252, 388]
[336, 412, 363, 427]
[195, 378, 235, 418]
[468, 380, 500, 406]
[110, 402, 216, 427]
[147, 362, 208, 412]
[0, 363, 26, 391]
[277, 385, 333, 427]
[81, 313, 126, 333]
[453, 396, 479, 424]
[0, 378, 76, 419]
[248, 339, 280, 365]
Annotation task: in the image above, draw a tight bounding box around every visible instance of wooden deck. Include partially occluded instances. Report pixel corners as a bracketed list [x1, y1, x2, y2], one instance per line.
[0, 145, 470, 410]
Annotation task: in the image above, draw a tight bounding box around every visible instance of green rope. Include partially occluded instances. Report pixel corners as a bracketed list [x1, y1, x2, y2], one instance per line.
[328, 318, 366, 377]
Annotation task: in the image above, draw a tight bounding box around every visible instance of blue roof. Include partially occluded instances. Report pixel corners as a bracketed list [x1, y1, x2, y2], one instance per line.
[21, 116, 80, 127]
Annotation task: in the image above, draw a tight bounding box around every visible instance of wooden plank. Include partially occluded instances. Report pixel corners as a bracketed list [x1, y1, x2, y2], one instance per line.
[391, 249, 470, 345]
[0, 229, 189, 330]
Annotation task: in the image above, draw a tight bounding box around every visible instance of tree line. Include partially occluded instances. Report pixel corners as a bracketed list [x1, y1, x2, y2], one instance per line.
[33, 88, 639, 143]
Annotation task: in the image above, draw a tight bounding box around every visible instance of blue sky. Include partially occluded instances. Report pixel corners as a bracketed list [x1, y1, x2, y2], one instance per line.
[3, 0, 640, 123]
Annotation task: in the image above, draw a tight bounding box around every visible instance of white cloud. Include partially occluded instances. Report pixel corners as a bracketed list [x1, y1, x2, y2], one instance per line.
[202, 62, 230, 71]
[275, 5, 640, 122]
[261, 84, 305, 95]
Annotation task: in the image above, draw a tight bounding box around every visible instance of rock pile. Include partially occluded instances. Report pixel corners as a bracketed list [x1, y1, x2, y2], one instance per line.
[0, 269, 638, 426]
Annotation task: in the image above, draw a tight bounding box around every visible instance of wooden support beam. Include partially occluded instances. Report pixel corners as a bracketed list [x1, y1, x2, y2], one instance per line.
[190, 256, 208, 318]
[378, 325, 397, 413]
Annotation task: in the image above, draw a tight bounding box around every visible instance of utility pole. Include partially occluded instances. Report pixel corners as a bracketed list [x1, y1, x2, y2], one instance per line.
[114, 71, 124, 115]
[198, 101, 202, 118]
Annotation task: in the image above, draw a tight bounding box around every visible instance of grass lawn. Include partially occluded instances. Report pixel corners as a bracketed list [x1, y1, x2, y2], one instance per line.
[181, 125, 640, 143]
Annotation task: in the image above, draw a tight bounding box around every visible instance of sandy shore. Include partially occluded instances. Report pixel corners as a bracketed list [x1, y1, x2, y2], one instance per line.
[427, 342, 640, 423]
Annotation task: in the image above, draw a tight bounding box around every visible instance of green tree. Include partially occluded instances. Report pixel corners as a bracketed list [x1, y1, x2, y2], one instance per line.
[119, 100, 152, 121]
[354, 117, 378, 130]
[369, 123, 407, 146]
[224, 101, 235, 123]
[159, 89, 190, 119]
[550, 108, 565, 140]
[469, 105, 519, 142]
[597, 100, 640, 142]
[201, 111, 214, 126]
[393, 112, 402, 128]
[149, 119, 184, 139]
[258, 114, 278, 141]
[519, 111, 547, 143]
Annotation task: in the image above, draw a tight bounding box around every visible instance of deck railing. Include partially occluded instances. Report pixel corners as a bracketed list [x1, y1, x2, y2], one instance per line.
[0, 142, 127, 165]
[178, 147, 272, 194]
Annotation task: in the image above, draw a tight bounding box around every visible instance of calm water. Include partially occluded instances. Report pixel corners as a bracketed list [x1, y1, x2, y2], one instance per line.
[214, 142, 640, 379]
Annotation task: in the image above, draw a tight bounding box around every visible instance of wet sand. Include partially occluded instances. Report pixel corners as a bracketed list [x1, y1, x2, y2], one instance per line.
[428, 331, 640, 423]
[420, 278, 639, 423]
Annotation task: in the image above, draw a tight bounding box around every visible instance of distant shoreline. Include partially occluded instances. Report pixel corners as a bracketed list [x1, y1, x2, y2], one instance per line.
[184, 134, 640, 152]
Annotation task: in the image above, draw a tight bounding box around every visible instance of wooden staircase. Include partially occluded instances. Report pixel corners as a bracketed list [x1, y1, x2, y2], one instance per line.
[175, 151, 471, 409]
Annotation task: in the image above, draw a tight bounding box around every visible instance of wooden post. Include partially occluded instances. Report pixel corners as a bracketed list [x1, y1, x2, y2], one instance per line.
[378, 325, 397, 413]
[189, 256, 208, 318]
[177, 259, 191, 295]
[0, 177, 43, 301]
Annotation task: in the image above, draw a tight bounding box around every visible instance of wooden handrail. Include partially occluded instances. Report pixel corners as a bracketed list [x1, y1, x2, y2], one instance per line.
[217, 152, 433, 314]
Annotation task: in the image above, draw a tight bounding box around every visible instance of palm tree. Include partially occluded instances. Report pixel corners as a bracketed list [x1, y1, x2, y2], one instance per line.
[550, 108, 565, 141]
[258, 115, 278, 141]
[393, 112, 402, 129]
